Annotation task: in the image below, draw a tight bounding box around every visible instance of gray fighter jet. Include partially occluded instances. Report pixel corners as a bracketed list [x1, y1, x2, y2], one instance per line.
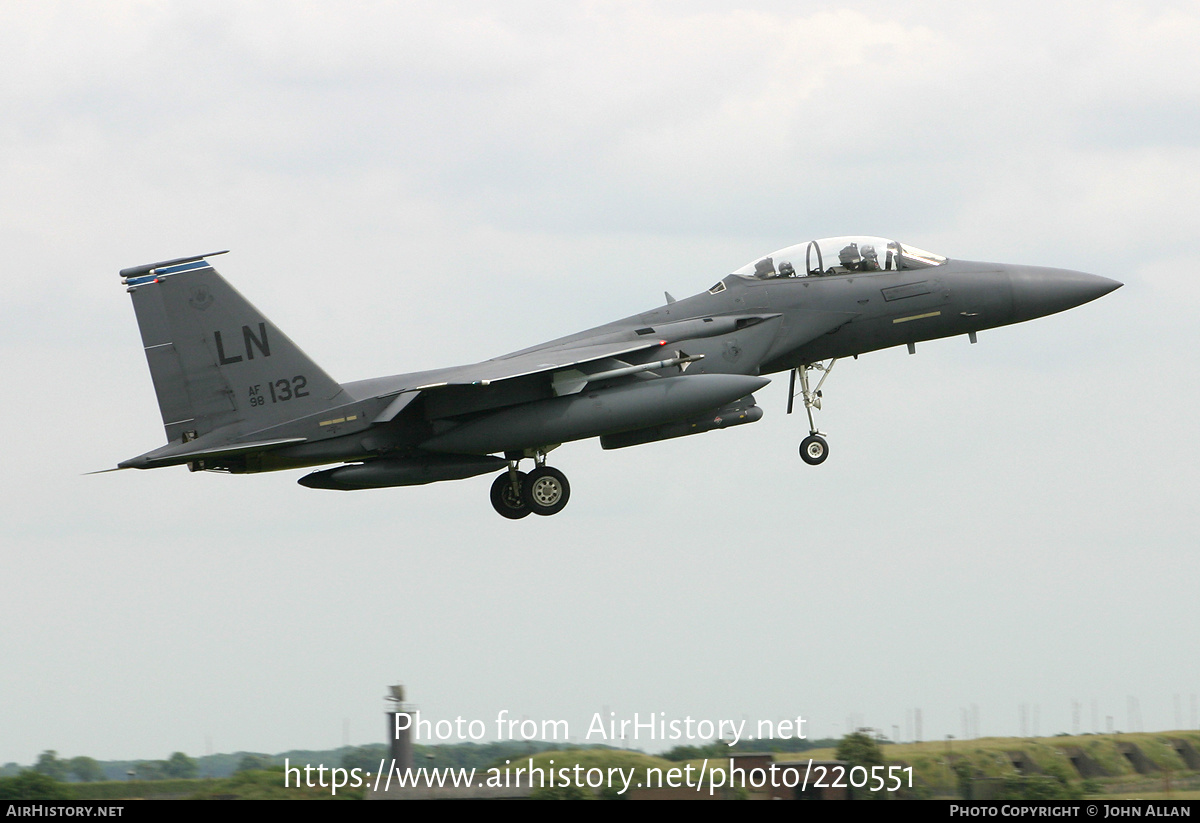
[112, 236, 1120, 518]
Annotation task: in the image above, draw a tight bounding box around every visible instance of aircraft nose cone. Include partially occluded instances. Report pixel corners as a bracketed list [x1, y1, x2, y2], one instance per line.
[1008, 266, 1122, 323]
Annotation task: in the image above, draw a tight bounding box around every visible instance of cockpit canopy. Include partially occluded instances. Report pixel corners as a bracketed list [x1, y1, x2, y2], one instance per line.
[733, 236, 947, 279]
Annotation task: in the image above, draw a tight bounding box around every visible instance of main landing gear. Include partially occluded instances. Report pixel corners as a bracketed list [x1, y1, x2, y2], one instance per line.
[788, 359, 838, 466]
[489, 450, 571, 519]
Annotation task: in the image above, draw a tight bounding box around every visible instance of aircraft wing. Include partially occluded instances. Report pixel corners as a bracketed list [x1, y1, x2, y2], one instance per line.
[406, 339, 669, 389]
[366, 338, 672, 424]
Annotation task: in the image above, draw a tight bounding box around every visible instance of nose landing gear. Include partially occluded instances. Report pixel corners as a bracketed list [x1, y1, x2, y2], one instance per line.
[789, 359, 837, 466]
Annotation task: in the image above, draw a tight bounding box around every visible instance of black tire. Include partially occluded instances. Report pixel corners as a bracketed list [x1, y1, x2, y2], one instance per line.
[522, 466, 571, 516]
[490, 471, 531, 519]
[799, 434, 829, 465]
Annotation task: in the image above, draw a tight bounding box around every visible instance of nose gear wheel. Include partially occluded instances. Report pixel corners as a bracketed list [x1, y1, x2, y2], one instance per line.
[799, 434, 829, 465]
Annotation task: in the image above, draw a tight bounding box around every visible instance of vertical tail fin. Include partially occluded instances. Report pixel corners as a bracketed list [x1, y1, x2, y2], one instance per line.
[121, 252, 345, 443]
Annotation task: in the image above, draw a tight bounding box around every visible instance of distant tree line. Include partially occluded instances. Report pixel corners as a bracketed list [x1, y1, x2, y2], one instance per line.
[22, 749, 199, 782]
[662, 736, 841, 761]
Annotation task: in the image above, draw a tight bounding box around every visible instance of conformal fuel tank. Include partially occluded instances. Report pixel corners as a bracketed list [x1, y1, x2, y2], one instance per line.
[298, 453, 506, 490]
[420, 373, 770, 455]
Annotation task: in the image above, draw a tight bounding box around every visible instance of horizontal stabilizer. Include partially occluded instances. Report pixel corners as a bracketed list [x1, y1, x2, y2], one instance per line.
[119, 437, 306, 470]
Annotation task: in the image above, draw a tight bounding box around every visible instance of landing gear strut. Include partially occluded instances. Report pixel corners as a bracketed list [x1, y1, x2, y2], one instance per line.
[788, 359, 837, 466]
[489, 449, 571, 518]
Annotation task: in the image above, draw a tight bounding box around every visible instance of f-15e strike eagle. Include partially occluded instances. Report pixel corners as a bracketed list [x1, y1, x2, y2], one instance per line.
[111, 237, 1120, 518]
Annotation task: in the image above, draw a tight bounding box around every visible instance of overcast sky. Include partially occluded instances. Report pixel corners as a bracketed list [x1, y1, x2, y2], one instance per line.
[2, 1, 1198, 765]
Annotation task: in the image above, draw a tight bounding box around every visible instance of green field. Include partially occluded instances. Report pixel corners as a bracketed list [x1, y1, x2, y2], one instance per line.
[4, 731, 1200, 800]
